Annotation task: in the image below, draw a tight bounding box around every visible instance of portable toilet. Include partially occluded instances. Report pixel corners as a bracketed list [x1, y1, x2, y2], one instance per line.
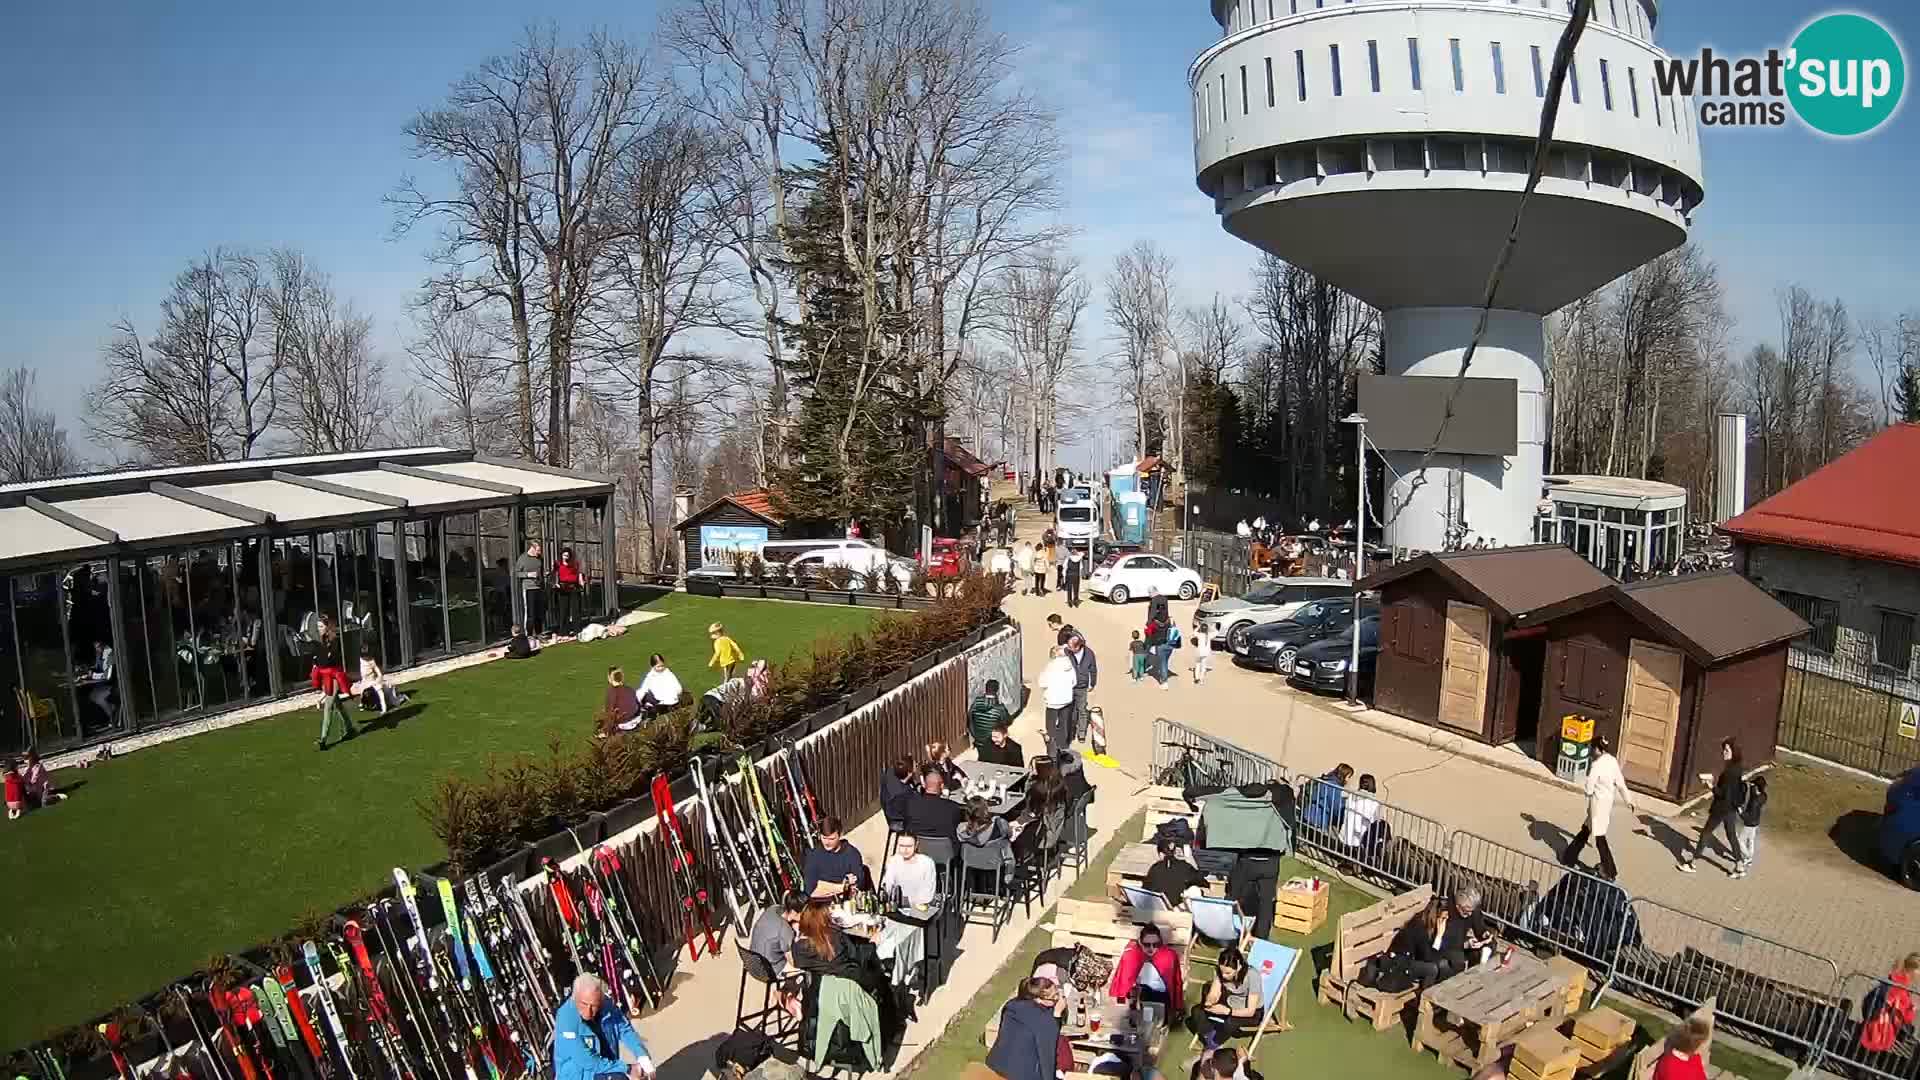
[1116, 491, 1150, 544]
[1106, 464, 1138, 500]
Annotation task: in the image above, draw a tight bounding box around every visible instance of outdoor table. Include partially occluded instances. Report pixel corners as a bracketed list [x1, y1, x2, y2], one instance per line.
[1107, 842, 1233, 897]
[1061, 1001, 1165, 1069]
[836, 909, 925, 990]
[948, 761, 1029, 817]
[885, 899, 947, 1002]
[1411, 950, 1578, 1072]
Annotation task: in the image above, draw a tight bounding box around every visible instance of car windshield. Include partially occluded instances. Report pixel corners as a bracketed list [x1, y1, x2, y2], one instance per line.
[1059, 507, 1092, 522]
[1326, 617, 1380, 646]
[1243, 582, 1344, 606]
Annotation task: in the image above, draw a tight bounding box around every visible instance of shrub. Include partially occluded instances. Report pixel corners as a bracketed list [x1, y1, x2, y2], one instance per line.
[819, 564, 856, 591]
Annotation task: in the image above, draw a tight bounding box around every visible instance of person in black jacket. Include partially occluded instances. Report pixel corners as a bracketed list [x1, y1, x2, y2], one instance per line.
[880, 756, 916, 827]
[1386, 897, 1447, 988]
[901, 766, 968, 839]
[1435, 884, 1494, 978]
[986, 977, 1064, 1080]
[976, 721, 1025, 767]
[1141, 835, 1208, 905]
[1678, 738, 1745, 874]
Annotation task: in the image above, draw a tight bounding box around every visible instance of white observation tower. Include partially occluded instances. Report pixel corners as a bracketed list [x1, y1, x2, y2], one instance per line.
[1189, 0, 1704, 552]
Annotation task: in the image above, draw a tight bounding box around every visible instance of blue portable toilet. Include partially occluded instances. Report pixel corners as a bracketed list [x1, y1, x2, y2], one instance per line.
[1106, 464, 1138, 500]
[1116, 492, 1149, 544]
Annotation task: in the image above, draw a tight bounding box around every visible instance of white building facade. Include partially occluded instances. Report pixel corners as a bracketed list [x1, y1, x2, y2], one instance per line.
[1190, 0, 1705, 552]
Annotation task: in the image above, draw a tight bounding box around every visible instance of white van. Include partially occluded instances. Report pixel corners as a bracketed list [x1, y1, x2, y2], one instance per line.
[688, 538, 889, 582]
[1055, 497, 1098, 543]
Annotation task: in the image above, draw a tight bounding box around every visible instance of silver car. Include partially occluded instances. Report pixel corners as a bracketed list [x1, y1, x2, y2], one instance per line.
[1195, 577, 1354, 653]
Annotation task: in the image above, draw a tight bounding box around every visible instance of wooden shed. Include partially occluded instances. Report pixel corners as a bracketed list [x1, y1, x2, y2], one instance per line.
[1528, 572, 1809, 800]
[1361, 546, 1616, 750]
[674, 488, 789, 575]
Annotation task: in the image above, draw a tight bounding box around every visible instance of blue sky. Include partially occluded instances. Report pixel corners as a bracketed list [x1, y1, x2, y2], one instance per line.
[3, 0, 1915, 453]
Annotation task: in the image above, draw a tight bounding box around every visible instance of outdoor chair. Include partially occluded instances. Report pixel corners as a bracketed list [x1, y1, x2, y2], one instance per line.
[16, 687, 62, 746]
[1186, 895, 1253, 971]
[958, 833, 1018, 941]
[734, 940, 801, 1044]
[1053, 790, 1095, 878]
[1120, 885, 1177, 920]
[913, 833, 963, 914]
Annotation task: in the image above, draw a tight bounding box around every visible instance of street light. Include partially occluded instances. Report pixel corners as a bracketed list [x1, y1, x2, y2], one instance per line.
[1341, 412, 1368, 707]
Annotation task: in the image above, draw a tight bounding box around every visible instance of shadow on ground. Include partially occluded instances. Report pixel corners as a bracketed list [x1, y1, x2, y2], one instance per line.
[1829, 809, 1892, 877]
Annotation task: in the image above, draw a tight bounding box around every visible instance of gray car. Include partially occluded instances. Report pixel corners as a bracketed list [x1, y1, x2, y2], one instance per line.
[1195, 577, 1354, 652]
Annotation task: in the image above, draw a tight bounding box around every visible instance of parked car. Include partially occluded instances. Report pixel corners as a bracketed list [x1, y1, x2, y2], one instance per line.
[1088, 553, 1202, 604]
[1055, 497, 1099, 543]
[787, 547, 913, 589]
[1236, 598, 1357, 672]
[1092, 538, 1146, 563]
[1287, 614, 1380, 694]
[1195, 577, 1354, 651]
[924, 536, 967, 579]
[1880, 767, 1920, 888]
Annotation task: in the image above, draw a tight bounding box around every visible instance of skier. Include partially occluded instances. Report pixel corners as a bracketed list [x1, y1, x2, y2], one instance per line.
[553, 973, 655, 1080]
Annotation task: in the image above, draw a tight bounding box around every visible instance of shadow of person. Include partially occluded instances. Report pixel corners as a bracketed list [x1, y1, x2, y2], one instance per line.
[1830, 809, 1892, 875]
[1633, 814, 1696, 862]
[656, 1031, 733, 1080]
[1520, 813, 1575, 858]
[363, 701, 427, 733]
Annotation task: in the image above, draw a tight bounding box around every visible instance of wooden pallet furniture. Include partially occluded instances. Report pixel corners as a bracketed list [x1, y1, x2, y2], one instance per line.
[1274, 876, 1330, 936]
[1510, 1025, 1582, 1080]
[1107, 842, 1228, 900]
[1410, 952, 1579, 1072]
[1316, 883, 1433, 1032]
[1139, 785, 1200, 841]
[1052, 897, 1193, 957]
[1569, 1005, 1636, 1074]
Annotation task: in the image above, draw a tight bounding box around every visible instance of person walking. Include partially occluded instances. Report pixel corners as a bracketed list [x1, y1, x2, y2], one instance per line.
[708, 622, 745, 681]
[1560, 733, 1635, 880]
[1067, 633, 1098, 743]
[1144, 615, 1172, 691]
[1129, 630, 1148, 682]
[1191, 625, 1214, 685]
[1031, 541, 1051, 597]
[1041, 646, 1078, 755]
[967, 678, 1013, 750]
[1678, 738, 1745, 874]
[1733, 773, 1767, 878]
[1063, 551, 1082, 608]
[1014, 541, 1034, 595]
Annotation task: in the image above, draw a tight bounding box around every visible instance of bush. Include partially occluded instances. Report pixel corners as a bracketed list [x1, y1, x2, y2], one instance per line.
[415, 576, 1008, 868]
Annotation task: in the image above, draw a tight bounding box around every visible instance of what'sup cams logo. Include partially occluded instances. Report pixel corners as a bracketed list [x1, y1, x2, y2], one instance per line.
[1653, 12, 1906, 137]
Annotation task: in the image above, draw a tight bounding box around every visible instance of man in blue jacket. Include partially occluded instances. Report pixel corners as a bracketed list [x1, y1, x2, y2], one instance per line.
[554, 974, 654, 1080]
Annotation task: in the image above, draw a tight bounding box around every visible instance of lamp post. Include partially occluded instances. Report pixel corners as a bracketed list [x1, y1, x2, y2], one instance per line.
[1341, 412, 1368, 706]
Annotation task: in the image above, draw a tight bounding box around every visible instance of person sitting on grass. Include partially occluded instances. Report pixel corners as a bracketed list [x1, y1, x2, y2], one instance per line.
[21, 751, 65, 808]
[635, 653, 683, 718]
[599, 668, 642, 738]
[357, 648, 408, 714]
[1188, 946, 1264, 1049]
[976, 720, 1025, 768]
[709, 622, 744, 679]
[504, 624, 540, 659]
[1650, 1017, 1713, 1080]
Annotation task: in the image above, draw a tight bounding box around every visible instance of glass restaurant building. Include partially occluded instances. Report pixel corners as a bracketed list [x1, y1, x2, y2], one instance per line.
[1, 449, 616, 757]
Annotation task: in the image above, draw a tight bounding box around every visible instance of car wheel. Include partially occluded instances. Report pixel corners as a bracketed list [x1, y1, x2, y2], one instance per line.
[1177, 580, 1198, 600]
[1903, 842, 1920, 890]
[1275, 645, 1298, 673]
[1227, 621, 1254, 652]
[1108, 585, 1130, 604]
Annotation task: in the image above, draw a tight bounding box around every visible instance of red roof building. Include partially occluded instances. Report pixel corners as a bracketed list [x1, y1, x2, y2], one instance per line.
[1721, 423, 1920, 569]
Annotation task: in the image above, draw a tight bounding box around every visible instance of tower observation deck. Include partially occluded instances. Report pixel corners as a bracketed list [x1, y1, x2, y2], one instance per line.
[1190, 0, 1704, 552]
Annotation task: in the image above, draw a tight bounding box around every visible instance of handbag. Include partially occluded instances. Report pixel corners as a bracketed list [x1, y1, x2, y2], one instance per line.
[1068, 943, 1114, 993]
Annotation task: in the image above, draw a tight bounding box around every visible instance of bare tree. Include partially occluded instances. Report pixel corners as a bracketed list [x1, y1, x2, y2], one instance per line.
[0, 368, 79, 482]
[395, 28, 655, 465]
[998, 245, 1089, 477]
[1106, 241, 1176, 456]
[407, 304, 510, 451]
[1862, 311, 1920, 426]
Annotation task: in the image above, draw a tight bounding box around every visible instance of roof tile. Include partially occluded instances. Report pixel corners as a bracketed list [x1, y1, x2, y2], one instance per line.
[1721, 423, 1920, 568]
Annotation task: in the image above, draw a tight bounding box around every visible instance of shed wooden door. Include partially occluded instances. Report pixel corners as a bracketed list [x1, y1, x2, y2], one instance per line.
[1438, 601, 1492, 732]
[1620, 639, 1684, 789]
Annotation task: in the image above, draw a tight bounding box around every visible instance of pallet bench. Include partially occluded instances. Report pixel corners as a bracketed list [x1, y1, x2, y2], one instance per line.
[1315, 884, 1432, 1032]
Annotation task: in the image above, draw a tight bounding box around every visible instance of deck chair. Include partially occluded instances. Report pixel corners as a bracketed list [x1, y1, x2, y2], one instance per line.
[1120, 885, 1176, 919]
[1187, 895, 1253, 971]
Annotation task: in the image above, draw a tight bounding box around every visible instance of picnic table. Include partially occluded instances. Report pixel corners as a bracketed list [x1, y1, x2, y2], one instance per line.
[1411, 951, 1578, 1073]
[949, 761, 1030, 816]
[1061, 1001, 1165, 1069]
[1106, 842, 1234, 897]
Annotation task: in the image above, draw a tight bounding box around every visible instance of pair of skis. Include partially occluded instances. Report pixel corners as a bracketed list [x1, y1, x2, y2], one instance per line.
[651, 773, 720, 960]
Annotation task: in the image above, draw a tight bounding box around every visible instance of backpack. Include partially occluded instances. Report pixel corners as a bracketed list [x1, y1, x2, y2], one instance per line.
[1359, 952, 1417, 994]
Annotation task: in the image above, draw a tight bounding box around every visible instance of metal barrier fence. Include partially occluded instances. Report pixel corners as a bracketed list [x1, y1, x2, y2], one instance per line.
[1289, 779, 1454, 897]
[1779, 644, 1920, 778]
[1443, 830, 1637, 977]
[1151, 717, 1289, 788]
[1612, 897, 1844, 1064]
[1816, 970, 1919, 1080]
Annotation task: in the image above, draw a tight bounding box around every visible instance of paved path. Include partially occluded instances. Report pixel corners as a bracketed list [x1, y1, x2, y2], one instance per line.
[1002, 521, 1913, 991]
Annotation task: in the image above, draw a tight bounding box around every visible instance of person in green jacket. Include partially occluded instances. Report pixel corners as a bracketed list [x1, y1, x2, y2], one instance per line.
[968, 678, 1012, 749]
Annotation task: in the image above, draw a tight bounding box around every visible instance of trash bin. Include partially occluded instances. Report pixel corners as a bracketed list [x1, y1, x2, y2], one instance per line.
[1556, 714, 1595, 783]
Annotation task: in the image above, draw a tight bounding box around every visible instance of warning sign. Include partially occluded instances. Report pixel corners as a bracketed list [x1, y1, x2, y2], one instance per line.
[1900, 701, 1919, 740]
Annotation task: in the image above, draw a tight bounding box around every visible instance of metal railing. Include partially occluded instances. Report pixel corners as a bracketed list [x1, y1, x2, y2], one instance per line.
[1815, 970, 1919, 1080]
[1612, 897, 1844, 1063]
[1144, 715, 1864, 1069]
[1151, 717, 1289, 789]
[1289, 780, 1454, 897]
[1780, 644, 1920, 778]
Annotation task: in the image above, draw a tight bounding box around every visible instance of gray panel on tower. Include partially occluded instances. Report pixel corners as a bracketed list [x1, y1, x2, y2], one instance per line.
[1358, 375, 1518, 456]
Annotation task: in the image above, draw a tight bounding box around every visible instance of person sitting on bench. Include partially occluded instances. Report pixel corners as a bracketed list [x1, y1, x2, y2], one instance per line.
[1141, 835, 1208, 906]
[1436, 884, 1494, 978]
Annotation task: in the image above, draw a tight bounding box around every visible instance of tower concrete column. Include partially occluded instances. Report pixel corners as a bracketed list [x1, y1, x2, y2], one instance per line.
[1378, 308, 1546, 553]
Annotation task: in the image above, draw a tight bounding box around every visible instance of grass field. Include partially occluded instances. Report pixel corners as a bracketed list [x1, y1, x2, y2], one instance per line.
[907, 816, 1788, 1080]
[0, 593, 878, 1050]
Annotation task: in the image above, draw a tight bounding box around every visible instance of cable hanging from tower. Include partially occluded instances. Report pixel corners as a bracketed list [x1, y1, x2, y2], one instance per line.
[1376, 0, 1595, 528]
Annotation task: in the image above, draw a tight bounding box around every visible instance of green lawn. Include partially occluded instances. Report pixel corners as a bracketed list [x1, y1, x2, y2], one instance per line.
[0, 593, 878, 1050]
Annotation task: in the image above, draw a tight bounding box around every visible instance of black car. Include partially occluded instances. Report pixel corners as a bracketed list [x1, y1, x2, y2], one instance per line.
[1287, 614, 1381, 694]
[1092, 538, 1146, 563]
[1236, 598, 1356, 672]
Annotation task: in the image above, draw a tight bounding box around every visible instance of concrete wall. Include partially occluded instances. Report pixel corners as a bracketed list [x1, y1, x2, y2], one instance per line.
[1737, 541, 1920, 677]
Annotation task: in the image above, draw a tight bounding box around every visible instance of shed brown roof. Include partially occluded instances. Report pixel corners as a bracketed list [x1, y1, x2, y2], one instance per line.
[1619, 572, 1809, 663]
[1720, 423, 1920, 569]
[671, 487, 786, 529]
[1358, 544, 1614, 620]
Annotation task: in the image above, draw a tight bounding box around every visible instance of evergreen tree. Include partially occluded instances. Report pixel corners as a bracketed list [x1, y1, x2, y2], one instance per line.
[1895, 363, 1920, 424]
[770, 142, 927, 535]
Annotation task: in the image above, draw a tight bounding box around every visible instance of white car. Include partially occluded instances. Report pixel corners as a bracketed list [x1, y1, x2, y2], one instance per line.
[1088, 553, 1202, 604]
[1194, 577, 1355, 652]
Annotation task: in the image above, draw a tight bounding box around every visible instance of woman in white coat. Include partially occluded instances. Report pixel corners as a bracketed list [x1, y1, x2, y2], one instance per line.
[1560, 734, 1635, 880]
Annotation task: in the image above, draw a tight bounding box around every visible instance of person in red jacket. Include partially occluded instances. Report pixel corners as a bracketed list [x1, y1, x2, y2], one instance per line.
[1110, 923, 1184, 1012]
[552, 547, 584, 637]
[5, 759, 26, 820]
[1651, 1017, 1712, 1080]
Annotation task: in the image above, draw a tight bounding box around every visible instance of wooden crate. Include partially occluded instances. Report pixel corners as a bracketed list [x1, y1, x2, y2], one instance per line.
[1548, 955, 1589, 1013]
[1512, 1026, 1581, 1080]
[1273, 876, 1330, 935]
[1139, 785, 1199, 841]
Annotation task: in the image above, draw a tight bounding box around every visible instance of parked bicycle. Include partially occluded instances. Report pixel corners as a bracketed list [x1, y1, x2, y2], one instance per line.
[1154, 740, 1234, 789]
